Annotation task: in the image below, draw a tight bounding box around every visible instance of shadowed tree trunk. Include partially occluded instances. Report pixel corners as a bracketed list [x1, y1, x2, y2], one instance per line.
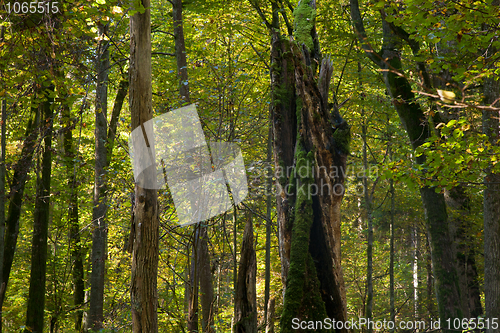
[350, 1, 463, 325]
[233, 214, 257, 333]
[87, 22, 110, 331]
[24, 85, 54, 333]
[129, 0, 159, 329]
[0, 26, 5, 333]
[483, 63, 500, 333]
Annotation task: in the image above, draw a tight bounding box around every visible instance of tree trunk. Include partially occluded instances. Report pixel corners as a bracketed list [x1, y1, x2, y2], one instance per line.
[187, 234, 199, 332]
[483, 73, 500, 333]
[0, 26, 5, 333]
[265, 298, 275, 333]
[198, 226, 214, 333]
[350, 2, 463, 325]
[62, 100, 85, 331]
[361, 84, 373, 333]
[24, 86, 54, 333]
[264, 121, 273, 327]
[233, 214, 257, 333]
[389, 176, 395, 333]
[129, 0, 159, 329]
[173, 0, 190, 104]
[88, 22, 110, 331]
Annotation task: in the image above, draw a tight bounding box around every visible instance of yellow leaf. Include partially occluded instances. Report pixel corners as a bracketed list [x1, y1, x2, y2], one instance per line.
[437, 89, 455, 103]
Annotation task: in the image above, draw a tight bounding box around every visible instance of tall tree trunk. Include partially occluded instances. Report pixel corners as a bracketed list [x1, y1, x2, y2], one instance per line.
[187, 234, 199, 332]
[87, 22, 110, 331]
[350, 2, 463, 325]
[0, 25, 6, 333]
[198, 226, 214, 333]
[233, 214, 257, 333]
[24, 85, 54, 333]
[389, 176, 395, 333]
[129, 0, 159, 329]
[173, 0, 190, 104]
[483, 71, 500, 333]
[264, 118, 273, 327]
[62, 100, 85, 331]
[412, 225, 420, 318]
[361, 68, 373, 332]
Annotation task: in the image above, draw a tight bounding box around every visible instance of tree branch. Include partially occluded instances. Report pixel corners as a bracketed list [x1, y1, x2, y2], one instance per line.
[349, 0, 382, 67]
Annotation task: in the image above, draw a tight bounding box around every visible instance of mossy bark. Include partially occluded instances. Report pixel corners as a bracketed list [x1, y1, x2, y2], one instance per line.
[265, 1, 349, 331]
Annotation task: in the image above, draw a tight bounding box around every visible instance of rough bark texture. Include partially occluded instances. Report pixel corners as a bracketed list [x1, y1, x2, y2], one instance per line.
[88, 22, 109, 331]
[24, 87, 54, 333]
[198, 227, 214, 333]
[483, 74, 500, 333]
[187, 237, 199, 333]
[271, 33, 297, 288]
[233, 215, 257, 333]
[350, 0, 463, 325]
[129, 0, 159, 330]
[173, 0, 190, 104]
[263, 1, 349, 330]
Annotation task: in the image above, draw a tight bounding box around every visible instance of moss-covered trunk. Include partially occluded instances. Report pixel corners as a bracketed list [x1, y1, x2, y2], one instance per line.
[267, 2, 349, 331]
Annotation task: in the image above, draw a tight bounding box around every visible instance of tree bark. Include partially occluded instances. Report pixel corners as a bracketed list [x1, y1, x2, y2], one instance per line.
[264, 120, 273, 327]
[265, 298, 275, 333]
[24, 86, 54, 333]
[129, 0, 159, 329]
[0, 26, 5, 333]
[483, 72, 500, 333]
[87, 22, 110, 331]
[233, 214, 257, 333]
[255, 1, 349, 330]
[173, 0, 190, 104]
[198, 226, 214, 333]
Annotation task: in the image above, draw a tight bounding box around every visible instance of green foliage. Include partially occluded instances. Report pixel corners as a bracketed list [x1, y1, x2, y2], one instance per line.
[292, 1, 316, 50]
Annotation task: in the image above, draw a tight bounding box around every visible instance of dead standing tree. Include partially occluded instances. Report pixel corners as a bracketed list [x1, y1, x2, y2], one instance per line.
[248, 1, 350, 331]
